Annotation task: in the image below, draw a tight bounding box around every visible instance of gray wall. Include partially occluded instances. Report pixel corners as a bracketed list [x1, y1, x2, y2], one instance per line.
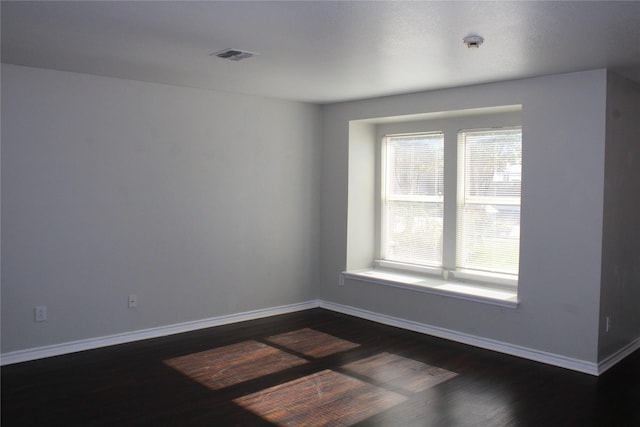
[1, 64, 321, 353]
[598, 73, 640, 359]
[320, 70, 608, 362]
[4, 64, 637, 367]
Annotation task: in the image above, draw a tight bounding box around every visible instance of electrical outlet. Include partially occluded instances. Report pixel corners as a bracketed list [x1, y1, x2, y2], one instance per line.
[128, 294, 137, 309]
[35, 306, 47, 322]
[606, 316, 612, 333]
[338, 273, 344, 286]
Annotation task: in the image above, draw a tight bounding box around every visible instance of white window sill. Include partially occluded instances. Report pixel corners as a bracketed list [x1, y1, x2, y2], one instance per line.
[342, 268, 519, 308]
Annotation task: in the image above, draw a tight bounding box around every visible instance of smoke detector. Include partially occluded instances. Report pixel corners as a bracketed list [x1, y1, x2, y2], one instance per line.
[463, 35, 484, 48]
[210, 48, 258, 61]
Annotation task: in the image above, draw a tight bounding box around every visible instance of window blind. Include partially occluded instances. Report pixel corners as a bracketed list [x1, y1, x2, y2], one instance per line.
[382, 133, 444, 267]
[457, 128, 522, 276]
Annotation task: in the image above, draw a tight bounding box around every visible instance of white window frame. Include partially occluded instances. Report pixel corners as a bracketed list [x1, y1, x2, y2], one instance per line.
[375, 121, 521, 289]
[455, 127, 522, 286]
[380, 131, 445, 271]
[343, 106, 523, 307]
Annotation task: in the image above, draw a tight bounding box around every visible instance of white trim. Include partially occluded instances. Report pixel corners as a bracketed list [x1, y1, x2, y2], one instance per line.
[318, 300, 600, 375]
[375, 259, 443, 276]
[597, 337, 640, 375]
[0, 301, 320, 366]
[3, 299, 634, 376]
[452, 269, 518, 288]
[343, 269, 519, 308]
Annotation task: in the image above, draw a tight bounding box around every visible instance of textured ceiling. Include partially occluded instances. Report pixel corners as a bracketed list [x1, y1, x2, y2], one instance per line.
[2, 1, 639, 103]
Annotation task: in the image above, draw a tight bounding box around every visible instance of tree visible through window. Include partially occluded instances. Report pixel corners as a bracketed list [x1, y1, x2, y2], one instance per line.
[381, 127, 522, 282]
[382, 133, 444, 267]
[457, 128, 522, 276]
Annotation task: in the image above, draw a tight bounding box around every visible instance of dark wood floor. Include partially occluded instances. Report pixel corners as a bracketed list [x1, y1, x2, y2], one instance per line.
[2, 308, 639, 426]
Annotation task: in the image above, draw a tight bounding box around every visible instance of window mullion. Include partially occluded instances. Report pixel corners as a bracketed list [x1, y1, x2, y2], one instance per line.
[441, 129, 458, 272]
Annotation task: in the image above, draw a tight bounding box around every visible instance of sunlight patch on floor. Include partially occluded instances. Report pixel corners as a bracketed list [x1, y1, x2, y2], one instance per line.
[234, 369, 407, 427]
[164, 340, 307, 390]
[265, 328, 360, 358]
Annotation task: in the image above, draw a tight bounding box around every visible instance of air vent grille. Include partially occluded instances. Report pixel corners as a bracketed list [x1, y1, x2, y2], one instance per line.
[211, 49, 257, 61]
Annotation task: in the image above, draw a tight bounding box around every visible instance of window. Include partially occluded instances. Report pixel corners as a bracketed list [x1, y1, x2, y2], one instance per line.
[378, 126, 522, 286]
[381, 132, 444, 268]
[457, 128, 522, 278]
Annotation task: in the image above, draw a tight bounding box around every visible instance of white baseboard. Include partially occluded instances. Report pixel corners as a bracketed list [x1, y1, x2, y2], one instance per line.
[3, 299, 636, 376]
[0, 300, 320, 366]
[597, 337, 640, 375]
[319, 300, 601, 375]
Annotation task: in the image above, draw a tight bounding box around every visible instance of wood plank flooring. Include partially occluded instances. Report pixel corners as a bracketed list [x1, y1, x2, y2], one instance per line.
[2, 308, 640, 426]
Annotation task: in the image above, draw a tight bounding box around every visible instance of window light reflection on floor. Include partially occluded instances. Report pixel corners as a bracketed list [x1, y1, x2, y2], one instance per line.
[163, 340, 307, 390]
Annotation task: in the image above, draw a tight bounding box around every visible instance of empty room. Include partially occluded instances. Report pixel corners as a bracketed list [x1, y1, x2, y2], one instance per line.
[2, 1, 640, 426]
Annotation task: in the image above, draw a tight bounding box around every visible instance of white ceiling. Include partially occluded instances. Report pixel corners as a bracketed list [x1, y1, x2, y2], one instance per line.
[2, 1, 640, 104]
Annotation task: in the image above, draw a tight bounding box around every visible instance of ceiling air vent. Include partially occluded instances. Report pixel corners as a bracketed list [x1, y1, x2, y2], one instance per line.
[211, 48, 258, 61]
